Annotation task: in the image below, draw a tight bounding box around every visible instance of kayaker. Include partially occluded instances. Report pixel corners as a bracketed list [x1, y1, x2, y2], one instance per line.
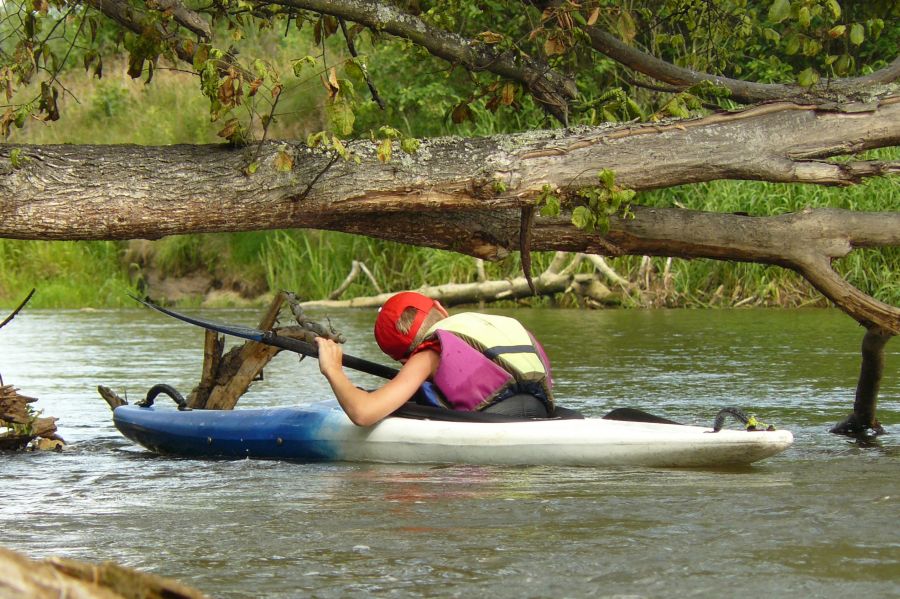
[315, 291, 555, 426]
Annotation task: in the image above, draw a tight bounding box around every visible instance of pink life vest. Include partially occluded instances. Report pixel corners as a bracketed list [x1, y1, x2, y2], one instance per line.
[419, 313, 554, 412]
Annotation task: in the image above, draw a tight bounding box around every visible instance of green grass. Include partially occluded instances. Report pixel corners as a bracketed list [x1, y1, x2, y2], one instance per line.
[0, 240, 138, 308]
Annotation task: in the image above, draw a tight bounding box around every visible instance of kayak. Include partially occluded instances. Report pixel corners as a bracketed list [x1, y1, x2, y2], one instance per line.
[113, 400, 793, 467]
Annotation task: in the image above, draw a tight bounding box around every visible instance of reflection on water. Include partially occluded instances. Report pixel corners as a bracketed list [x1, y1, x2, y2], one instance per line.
[0, 307, 897, 598]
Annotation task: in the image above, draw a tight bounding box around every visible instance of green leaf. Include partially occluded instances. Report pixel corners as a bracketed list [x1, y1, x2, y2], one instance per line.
[798, 6, 811, 28]
[376, 138, 392, 163]
[291, 56, 317, 78]
[331, 135, 349, 160]
[539, 196, 559, 218]
[307, 131, 328, 148]
[10, 148, 28, 168]
[326, 97, 355, 136]
[598, 169, 616, 189]
[768, 0, 791, 24]
[614, 189, 636, 203]
[344, 59, 365, 81]
[827, 25, 846, 38]
[571, 206, 593, 230]
[377, 126, 401, 139]
[834, 53, 853, 76]
[849, 23, 864, 45]
[253, 59, 269, 79]
[400, 138, 420, 155]
[797, 67, 819, 87]
[784, 33, 801, 55]
[825, 0, 841, 19]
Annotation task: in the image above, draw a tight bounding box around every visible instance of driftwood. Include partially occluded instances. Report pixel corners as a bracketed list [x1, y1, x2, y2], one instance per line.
[0, 546, 208, 599]
[186, 294, 286, 410]
[299, 252, 660, 310]
[185, 292, 343, 410]
[0, 384, 62, 451]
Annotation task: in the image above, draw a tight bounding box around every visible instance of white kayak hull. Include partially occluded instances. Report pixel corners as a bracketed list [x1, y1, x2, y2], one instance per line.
[114, 400, 793, 467]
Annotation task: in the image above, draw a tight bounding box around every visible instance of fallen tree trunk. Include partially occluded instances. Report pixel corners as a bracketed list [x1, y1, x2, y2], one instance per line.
[301, 252, 621, 309]
[1, 101, 896, 242]
[1, 101, 897, 333]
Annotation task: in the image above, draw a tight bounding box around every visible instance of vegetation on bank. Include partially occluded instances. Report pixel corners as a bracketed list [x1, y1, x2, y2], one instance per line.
[0, 5, 896, 310]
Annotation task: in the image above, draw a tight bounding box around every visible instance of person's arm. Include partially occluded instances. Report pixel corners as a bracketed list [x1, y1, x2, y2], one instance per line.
[315, 337, 439, 426]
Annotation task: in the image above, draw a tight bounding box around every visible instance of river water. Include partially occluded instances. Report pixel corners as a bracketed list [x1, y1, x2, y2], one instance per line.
[0, 307, 897, 598]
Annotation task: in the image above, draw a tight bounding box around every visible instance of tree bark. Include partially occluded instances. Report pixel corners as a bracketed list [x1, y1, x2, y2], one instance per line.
[830, 329, 891, 437]
[1, 100, 896, 242]
[1, 101, 898, 333]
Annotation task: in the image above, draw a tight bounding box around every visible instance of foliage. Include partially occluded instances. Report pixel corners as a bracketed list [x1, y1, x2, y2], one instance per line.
[1, 1, 896, 143]
[540, 170, 636, 234]
[0, 239, 137, 307]
[0, 1, 896, 309]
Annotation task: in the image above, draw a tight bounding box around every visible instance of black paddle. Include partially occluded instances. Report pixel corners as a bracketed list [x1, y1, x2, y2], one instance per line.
[130, 296, 400, 380]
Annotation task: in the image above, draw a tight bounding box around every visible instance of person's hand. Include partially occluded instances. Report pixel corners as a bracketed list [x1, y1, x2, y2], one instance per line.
[315, 337, 344, 378]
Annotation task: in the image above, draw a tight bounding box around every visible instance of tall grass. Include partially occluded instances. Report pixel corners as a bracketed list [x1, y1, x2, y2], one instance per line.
[0, 240, 137, 308]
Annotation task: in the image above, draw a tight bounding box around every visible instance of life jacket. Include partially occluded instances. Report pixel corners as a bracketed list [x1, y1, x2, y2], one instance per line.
[418, 313, 554, 412]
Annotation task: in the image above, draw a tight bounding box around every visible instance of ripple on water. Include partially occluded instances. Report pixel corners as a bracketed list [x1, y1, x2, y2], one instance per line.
[0, 307, 896, 598]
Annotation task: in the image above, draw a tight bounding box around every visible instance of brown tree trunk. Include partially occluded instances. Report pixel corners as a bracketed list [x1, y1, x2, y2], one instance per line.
[831, 329, 891, 437]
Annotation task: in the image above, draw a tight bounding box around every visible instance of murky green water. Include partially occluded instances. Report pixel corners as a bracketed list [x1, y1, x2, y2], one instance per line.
[1, 307, 897, 598]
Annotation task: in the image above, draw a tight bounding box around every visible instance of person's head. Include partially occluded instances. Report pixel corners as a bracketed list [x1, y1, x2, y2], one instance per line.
[374, 292, 448, 361]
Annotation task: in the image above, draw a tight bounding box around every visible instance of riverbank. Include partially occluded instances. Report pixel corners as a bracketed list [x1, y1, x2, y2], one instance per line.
[1, 220, 896, 310]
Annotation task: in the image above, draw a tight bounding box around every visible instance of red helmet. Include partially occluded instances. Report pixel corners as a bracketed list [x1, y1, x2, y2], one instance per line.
[374, 292, 437, 361]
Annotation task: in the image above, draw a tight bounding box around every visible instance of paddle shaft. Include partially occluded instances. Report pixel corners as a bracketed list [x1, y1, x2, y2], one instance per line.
[132, 296, 399, 380]
[259, 331, 399, 380]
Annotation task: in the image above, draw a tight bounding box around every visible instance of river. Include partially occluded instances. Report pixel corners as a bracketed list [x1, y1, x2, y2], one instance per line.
[0, 307, 897, 598]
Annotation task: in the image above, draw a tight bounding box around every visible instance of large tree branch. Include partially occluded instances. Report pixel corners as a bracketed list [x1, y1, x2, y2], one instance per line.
[583, 25, 900, 104]
[1, 100, 896, 238]
[146, 0, 212, 40]
[336, 207, 900, 334]
[0, 102, 897, 331]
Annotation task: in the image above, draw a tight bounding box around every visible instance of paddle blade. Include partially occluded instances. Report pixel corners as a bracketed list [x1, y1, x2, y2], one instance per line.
[130, 295, 267, 343]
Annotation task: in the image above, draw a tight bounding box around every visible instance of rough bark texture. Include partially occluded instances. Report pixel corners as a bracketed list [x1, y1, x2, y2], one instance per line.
[187, 295, 285, 409]
[1, 101, 897, 334]
[1, 101, 897, 241]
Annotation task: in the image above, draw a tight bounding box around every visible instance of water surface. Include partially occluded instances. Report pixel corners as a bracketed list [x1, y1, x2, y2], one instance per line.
[1, 307, 897, 598]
